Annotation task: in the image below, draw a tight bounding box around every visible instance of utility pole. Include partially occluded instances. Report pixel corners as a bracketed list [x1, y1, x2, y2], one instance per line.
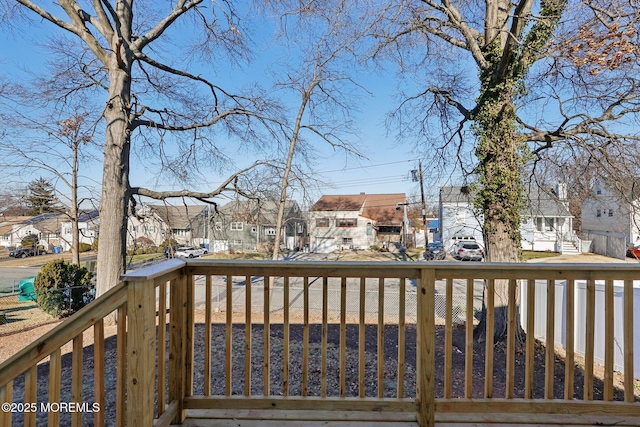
[414, 161, 429, 248]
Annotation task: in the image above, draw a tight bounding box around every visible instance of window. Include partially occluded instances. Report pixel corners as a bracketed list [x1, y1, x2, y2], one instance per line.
[597, 209, 601, 218]
[230, 222, 243, 231]
[265, 227, 276, 235]
[545, 218, 555, 231]
[342, 237, 353, 245]
[535, 217, 555, 232]
[609, 208, 614, 217]
[231, 239, 242, 246]
[316, 218, 330, 227]
[337, 218, 357, 227]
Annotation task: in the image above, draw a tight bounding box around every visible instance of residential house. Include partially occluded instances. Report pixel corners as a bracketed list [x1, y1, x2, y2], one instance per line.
[439, 184, 576, 253]
[308, 193, 406, 253]
[209, 200, 304, 252]
[59, 210, 100, 251]
[0, 213, 66, 251]
[581, 178, 640, 258]
[128, 204, 209, 248]
[0, 216, 33, 249]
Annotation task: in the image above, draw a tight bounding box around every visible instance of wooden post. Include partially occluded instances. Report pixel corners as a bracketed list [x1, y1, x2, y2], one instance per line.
[186, 273, 195, 396]
[0, 381, 12, 427]
[169, 275, 188, 424]
[624, 279, 635, 402]
[126, 277, 156, 427]
[417, 267, 435, 427]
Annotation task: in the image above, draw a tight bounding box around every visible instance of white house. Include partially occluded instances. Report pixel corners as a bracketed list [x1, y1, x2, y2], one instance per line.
[581, 178, 640, 258]
[439, 184, 577, 254]
[308, 193, 405, 253]
[0, 216, 33, 249]
[59, 210, 100, 251]
[0, 213, 66, 251]
[127, 204, 210, 248]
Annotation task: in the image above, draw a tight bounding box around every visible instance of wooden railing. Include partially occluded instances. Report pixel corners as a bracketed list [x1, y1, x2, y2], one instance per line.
[0, 259, 638, 426]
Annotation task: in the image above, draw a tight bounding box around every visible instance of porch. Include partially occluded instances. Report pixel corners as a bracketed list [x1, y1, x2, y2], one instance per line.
[0, 259, 638, 426]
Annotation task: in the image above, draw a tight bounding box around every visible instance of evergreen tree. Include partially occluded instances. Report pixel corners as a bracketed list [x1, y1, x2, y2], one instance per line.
[26, 178, 59, 216]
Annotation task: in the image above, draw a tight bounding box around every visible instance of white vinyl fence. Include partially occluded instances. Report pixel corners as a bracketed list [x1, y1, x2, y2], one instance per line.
[521, 279, 640, 379]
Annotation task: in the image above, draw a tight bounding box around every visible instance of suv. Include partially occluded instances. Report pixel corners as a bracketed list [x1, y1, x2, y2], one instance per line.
[451, 240, 483, 261]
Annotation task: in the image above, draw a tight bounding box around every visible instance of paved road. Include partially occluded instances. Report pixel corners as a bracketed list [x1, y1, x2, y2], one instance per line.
[189, 273, 484, 324]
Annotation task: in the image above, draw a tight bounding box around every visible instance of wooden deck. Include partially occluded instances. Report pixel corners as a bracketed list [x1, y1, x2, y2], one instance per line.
[175, 408, 640, 427]
[1, 259, 638, 427]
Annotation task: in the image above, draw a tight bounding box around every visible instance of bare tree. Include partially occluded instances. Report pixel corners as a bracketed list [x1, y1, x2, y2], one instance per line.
[0, 105, 99, 264]
[266, 0, 368, 260]
[3, 1, 280, 297]
[370, 0, 640, 340]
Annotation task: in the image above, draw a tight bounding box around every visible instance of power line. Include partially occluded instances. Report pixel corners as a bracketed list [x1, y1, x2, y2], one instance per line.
[317, 159, 416, 174]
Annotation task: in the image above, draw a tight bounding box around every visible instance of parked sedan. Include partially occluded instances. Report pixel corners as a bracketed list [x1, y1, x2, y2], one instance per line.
[451, 240, 484, 261]
[9, 247, 47, 258]
[9, 248, 31, 258]
[174, 246, 208, 258]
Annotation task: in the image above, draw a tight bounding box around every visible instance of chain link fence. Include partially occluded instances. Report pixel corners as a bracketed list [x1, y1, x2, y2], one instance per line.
[198, 276, 483, 325]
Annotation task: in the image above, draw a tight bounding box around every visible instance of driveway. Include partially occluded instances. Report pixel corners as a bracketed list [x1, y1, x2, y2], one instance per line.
[528, 253, 637, 263]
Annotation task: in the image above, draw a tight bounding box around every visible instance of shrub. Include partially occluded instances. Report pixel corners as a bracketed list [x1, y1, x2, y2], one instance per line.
[21, 233, 39, 248]
[34, 259, 94, 317]
[159, 238, 178, 250]
[78, 242, 92, 252]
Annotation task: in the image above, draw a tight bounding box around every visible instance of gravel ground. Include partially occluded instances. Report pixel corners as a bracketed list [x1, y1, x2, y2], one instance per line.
[3, 311, 418, 427]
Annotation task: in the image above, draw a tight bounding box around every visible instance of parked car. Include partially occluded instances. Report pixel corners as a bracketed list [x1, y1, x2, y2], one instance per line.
[174, 246, 208, 258]
[9, 247, 47, 258]
[626, 245, 640, 259]
[451, 240, 483, 261]
[424, 242, 446, 260]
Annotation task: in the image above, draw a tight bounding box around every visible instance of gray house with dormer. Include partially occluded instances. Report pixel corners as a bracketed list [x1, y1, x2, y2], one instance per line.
[439, 184, 578, 254]
[209, 200, 305, 252]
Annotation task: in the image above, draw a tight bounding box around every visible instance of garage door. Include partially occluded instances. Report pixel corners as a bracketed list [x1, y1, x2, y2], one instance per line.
[314, 237, 336, 253]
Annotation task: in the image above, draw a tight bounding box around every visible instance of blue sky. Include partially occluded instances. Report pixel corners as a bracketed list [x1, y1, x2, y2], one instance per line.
[0, 5, 449, 209]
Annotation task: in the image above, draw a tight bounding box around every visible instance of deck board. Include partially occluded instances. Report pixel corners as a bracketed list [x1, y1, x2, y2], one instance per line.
[170, 409, 640, 427]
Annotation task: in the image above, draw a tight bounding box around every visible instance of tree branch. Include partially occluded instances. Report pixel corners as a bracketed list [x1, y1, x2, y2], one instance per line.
[129, 161, 269, 200]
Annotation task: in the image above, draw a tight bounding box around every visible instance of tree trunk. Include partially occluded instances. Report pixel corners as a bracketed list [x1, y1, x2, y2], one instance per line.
[96, 66, 132, 304]
[475, 217, 522, 342]
[71, 140, 80, 265]
[272, 89, 311, 260]
[473, 82, 526, 342]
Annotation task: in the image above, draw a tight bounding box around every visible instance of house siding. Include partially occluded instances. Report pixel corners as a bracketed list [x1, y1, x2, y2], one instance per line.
[209, 201, 305, 253]
[581, 182, 639, 258]
[309, 211, 374, 252]
[440, 186, 574, 254]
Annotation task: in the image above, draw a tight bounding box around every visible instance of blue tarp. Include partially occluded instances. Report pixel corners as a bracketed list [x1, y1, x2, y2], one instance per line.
[18, 276, 37, 302]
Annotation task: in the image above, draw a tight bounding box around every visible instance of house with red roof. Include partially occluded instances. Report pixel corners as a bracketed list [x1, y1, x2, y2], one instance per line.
[308, 193, 406, 253]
